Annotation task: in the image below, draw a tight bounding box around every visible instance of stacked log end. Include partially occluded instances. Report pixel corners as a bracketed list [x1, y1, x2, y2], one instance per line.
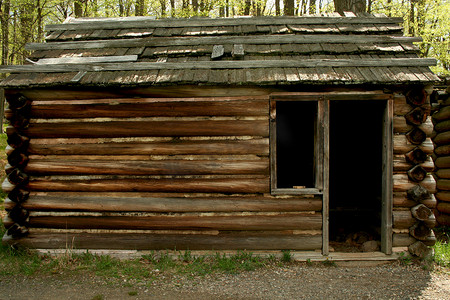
[2, 93, 31, 242]
[431, 84, 450, 227]
[393, 87, 437, 257]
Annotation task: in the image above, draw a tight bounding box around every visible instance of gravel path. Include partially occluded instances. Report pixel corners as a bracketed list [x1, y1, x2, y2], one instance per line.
[0, 262, 449, 300]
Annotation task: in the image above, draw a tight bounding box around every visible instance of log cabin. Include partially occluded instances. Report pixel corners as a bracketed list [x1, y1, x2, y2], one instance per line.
[0, 14, 441, 258]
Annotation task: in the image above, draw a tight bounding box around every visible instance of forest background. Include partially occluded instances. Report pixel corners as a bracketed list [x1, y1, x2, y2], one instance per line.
[0, 0, 449, 79]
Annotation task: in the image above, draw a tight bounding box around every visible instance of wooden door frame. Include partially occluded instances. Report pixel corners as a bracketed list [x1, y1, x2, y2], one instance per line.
[270, 91, 393, 255]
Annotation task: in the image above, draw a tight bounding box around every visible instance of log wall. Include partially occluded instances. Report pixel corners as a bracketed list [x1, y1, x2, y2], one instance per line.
[2, 89, 322, 251]
[431, 84, 450, 226]
[392, 88, 437, 251]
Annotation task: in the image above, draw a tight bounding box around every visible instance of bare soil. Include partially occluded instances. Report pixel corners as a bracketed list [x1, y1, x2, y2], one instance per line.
[0, 262, 449, 300]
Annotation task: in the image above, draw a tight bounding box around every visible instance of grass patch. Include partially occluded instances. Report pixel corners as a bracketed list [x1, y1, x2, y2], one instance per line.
[433, 226, 450, 267]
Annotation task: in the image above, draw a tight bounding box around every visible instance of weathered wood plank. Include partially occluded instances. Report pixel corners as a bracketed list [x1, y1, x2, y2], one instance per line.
[8, 195, 322, 212]
[27, 177, 270, 193]
[25, 159, 269, 175]
[393, 210, 415, 229]
[37, 55, 138, 65]
[28, 139, 269, 156]
[393, 116, 433, 135]
[393, 135, 433, 155]
[4, 232, 323, 250]
[393, 193, 436, 208]
[393, 155, 434, 172]
[17, 120, 269, 138]
[393, 174, 436, 193]
[30, 98, 268, 118]
[392, 233, 416, 247]
[1, 58, 435, 74]
[27, 213, 322, 231]
[45, 17, 405, 31]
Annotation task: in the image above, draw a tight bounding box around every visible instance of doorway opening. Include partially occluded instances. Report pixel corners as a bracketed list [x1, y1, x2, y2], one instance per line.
[329, 100, 386, 252]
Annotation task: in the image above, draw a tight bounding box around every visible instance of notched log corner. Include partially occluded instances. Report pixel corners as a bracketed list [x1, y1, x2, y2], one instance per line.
[8, 205, 29, 224]
[407, 185, 430, 202]
[405, 148, 427, 164]
[408, 241, 432, 258]
[411, 204, 432, 221]
[407, 165, 427, 182]
[5, 94, 32, 110]
[406, 127, 427, 145]
[405, 107, 427, 126]
[409, 222, 431, 241]
[5, 223, 29, 239]
[8, 188, 30, 204]
[405, 88, 427, 106]
[6, 131, 30, 149]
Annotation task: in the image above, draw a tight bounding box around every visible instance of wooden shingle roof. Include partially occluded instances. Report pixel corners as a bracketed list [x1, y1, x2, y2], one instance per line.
[0, 15, 440, 87]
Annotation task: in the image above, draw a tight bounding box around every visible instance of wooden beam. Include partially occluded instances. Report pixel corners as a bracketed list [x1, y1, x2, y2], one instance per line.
[45, 17, 404, 31]
[381, 99, 393, 254]
[37, 55, 138, 65]
[11, 195, 323, 212]
[27, 213, 322, 231]
[1, 58, 436, 74]
[27, 177, 270, 193]
[24, 159, 269, 176]
[3, 232, 323, 250]
[25, 35, 422, 51]
[18, 120, 269, 138]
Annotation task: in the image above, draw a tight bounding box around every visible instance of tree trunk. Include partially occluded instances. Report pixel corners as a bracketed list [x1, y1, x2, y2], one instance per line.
[160, 0, 166, 17]
[74, 0, 83, 17]
[135, 0, 145, 16]
[0, 0, 10, 66]
[275, 0, 280, 15]
[284, 0, 294, 15]
[333, 0, 366, 14]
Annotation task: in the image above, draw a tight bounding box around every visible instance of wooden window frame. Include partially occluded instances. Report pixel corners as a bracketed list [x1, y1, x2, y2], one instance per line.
[270, 96, 325, 195]
[271, 91, 393, 255]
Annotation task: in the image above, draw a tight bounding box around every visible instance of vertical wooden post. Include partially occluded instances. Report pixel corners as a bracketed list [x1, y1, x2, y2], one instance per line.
[0, 88, 4, 133]
[381, 98, 394, 254]
[322, 98, 330, 256]
[269, 99, 277, 192]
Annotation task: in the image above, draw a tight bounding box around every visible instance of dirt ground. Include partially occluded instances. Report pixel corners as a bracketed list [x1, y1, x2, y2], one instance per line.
[0, 262, 449, 300]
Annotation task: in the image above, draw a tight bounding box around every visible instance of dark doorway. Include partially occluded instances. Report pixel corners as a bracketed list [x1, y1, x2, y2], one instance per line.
[329, 100, 385, 252]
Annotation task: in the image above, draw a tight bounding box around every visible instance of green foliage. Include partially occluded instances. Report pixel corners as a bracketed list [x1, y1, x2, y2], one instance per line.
[433, 226, 450, 267]
[281, 250, 292, 262]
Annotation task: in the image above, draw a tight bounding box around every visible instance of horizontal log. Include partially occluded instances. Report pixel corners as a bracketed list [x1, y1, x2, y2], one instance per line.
[393, 116, 433, 136]
[6, 131, 30, 149]
[25, 159, 269, 176]
[436, 179, 450, 191]
[3, 232, 323, 250]
[2, 216, 14, 228]
[434, 119, 450, 133]
[435, 156, 450, 169]
[393, 174, 436, 193]
[393, 193, 436, 209]
[433, 131, 450, 146]
[44, 17, 405, 31]
[435, 191, 450, 202]
[434, 168, 450, 179]
[393, 155, 434, 172]
[30, 98, 268, 118]
[421, 231, 437, 246]
[424, 214, 436, 229]
[436, 212, 450, 226]
[28, 139, 269, 156]
[432, 105, 450, 122]
[393, 233, 416, 247]
[393, 210, 416, 229]
[393, 135, 433, 155]
[18, 120, 269, 138]
[27, 177, 270, 193]
[437, 202, 450, 214]
[7, 195, 322, 212]
[434, 145, 450, 156]
[28, 213, 322, 231]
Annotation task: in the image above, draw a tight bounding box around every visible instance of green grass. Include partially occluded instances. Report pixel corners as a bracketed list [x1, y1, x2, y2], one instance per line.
[433, 226, 450, 267]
